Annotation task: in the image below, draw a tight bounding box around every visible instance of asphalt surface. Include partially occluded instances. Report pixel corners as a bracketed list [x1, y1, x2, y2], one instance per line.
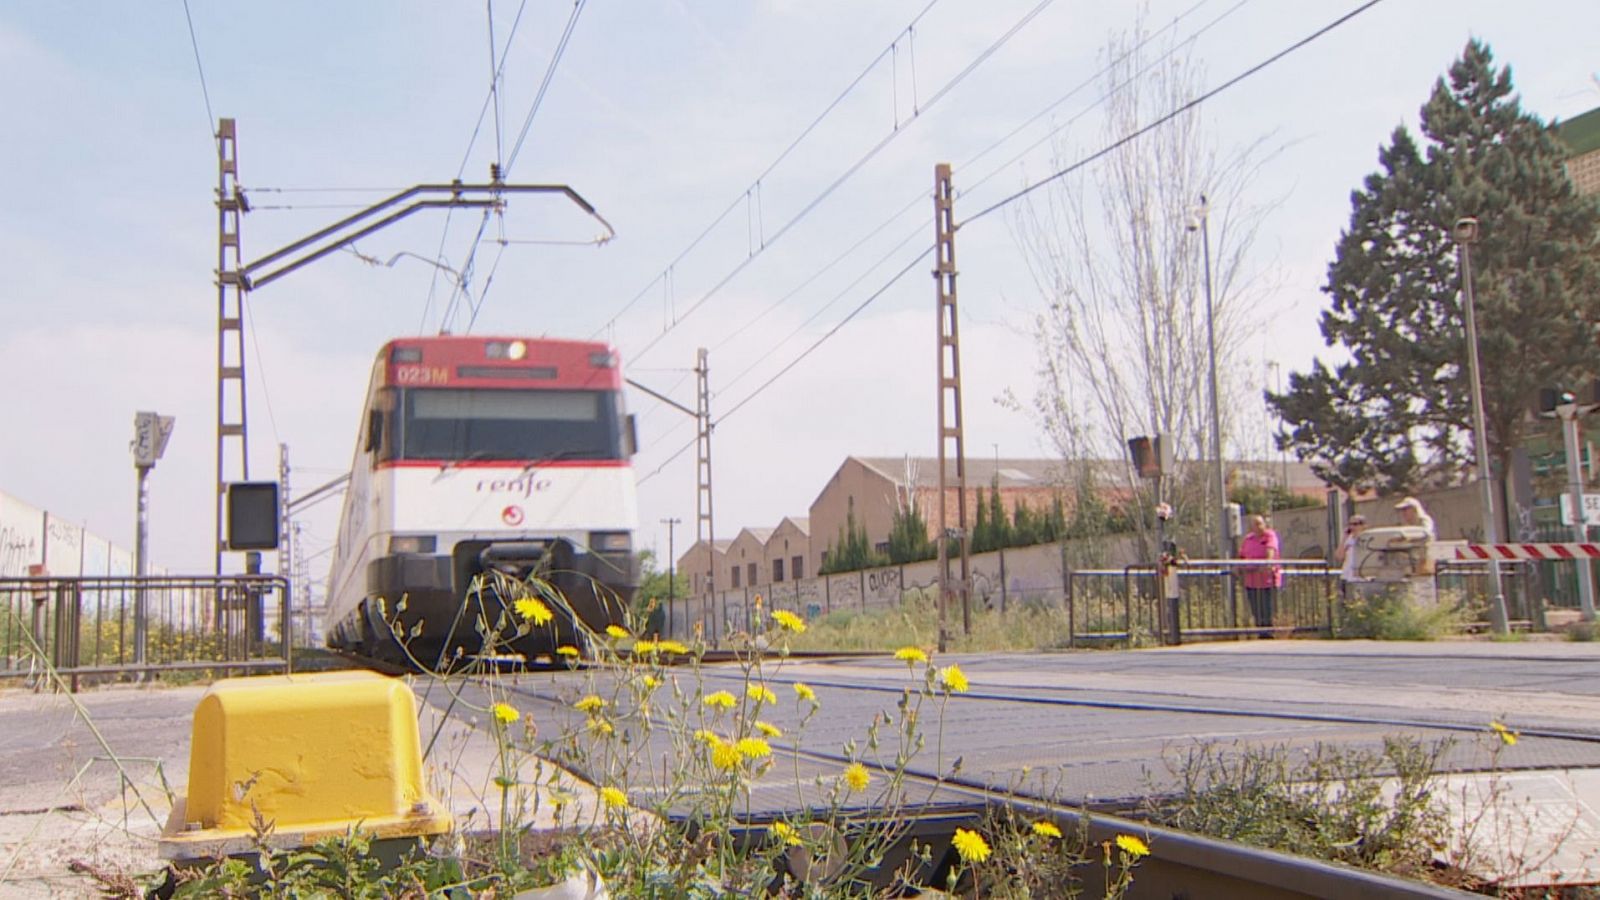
[3, 639, 1599, 894]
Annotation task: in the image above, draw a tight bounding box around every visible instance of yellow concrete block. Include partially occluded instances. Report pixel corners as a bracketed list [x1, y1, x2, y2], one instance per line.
[161, 670, 450, 856]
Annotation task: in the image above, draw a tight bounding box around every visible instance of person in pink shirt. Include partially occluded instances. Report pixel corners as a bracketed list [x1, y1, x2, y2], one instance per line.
[1239, 514, 1281, 628]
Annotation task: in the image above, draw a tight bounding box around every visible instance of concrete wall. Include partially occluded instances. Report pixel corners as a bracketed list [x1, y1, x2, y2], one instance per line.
[0, 489, 136, 578]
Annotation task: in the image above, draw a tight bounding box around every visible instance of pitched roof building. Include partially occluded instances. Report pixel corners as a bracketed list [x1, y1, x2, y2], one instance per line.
[1558, 104, 1600, 195]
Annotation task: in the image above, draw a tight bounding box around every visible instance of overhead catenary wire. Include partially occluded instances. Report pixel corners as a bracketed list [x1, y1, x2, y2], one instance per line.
[503, 0, 589, 175]
[180, 0, 218, 152]
[963, 0, 1386, 225]
[619, 0, 1060, 367]
[636, 0, 1387, 483]
[588, 0, 945, 341]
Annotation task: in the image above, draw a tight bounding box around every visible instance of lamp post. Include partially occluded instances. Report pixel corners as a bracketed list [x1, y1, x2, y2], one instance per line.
[1189, 198, 1227, 559]
[1452, 216, 1511, 635]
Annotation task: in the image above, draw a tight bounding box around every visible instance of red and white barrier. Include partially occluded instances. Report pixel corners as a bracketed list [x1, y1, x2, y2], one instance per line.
[1456, 543, 1600, 562]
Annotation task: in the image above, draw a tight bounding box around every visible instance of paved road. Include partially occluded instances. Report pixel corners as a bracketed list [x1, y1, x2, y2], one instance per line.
[2, 639, 1598, 894]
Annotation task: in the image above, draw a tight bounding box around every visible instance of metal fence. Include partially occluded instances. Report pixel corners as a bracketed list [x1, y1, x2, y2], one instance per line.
[0, 574, 293, 688]
[1063, 560, 1339, 646]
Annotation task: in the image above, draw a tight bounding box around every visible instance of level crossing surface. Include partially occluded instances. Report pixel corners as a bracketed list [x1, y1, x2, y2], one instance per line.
[481, 639, 1600, 816]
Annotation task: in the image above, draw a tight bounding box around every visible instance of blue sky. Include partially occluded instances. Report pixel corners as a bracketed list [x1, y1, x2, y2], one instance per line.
[1, 0, 1597, 585]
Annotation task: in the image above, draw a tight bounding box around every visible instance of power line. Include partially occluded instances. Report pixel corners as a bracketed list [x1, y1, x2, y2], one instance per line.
[964, 0, 1386, 225]
[619, 0, 1059, 366]
[642, 0, 1384, 479]
[698, 1, 1232, 383]
[504, 0, 589, 174]
[180, 0, 217, 152]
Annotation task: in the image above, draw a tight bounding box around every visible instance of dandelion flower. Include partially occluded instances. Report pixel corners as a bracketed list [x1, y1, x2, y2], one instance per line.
[952, 828, 991, 863]
[1032, 821, 1062, 839]
[794, 682, 817, 703]
[938, 663, 970, 694]
[574, 694, 607, 713]
[755, 721, 782, 738]
[771, 609, 806, 633]
[771, 821, 802, 846]
[633, 639, 659, 654]
[1490, 720, 1519, 746]
[1115, 834, 1150, 858]
[641, 675, 661, 689]
[600, 786, 628, 809]
[704, 691, 737, 710]
[491, 703, 519, 724]
[693, 729, 720, 745]
[658, 640, 689, 655]
[894, 646, 929, 665]
[711, 740, 742, 771]
[842, 762, 870, 792]
[735, 737, 772, 760]
[586, 718, 614, 736]
[556, 645, 580, 658]
[605, 624, 630, 639]
[514, 597, 553, 625]
[747, 683, 778, 705]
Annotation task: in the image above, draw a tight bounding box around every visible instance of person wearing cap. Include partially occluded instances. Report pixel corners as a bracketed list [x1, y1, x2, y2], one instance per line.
[1395, 496, 1436, 540]
[1334, 515, 1370, 595]
[1239, 514, 1281, 629]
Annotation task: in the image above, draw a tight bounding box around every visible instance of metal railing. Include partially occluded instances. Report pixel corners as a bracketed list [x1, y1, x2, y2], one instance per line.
[0, 574, 293, 688]
[1063, 561, 1338, 646]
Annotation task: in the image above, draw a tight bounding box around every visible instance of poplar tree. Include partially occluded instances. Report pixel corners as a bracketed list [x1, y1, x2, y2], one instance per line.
[1270, 40, 1600, 493]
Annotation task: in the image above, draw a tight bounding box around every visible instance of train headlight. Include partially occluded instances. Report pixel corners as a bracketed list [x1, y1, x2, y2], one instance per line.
[588, 531, 632, 553]
[389, 535, 438, 554]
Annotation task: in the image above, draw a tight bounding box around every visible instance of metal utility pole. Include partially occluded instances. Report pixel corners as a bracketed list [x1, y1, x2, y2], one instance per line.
[661, 517, 681, 637]
[208, 116, 615, 574]
[1452, 217, 1511, 635]
[131, 412, 175, 666]
[933, 163, 971, 650]
[694, 349, 716, 644]
[1558, 398, 1598, 621]
[1191, 196, 1228, 559]
[215, 118, 248, 575]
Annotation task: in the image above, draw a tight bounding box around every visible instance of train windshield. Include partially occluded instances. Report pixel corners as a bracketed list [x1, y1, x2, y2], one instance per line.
[386, 387, 624, 462]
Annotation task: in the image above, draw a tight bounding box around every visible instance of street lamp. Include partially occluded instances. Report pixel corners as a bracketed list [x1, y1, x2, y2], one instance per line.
[1452, 216, 1511, 635]
[1188, 196, 1228, 559]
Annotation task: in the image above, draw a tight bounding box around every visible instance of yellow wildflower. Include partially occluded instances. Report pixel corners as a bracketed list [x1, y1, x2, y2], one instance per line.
[747, 683, 778, 705]
[938, 663, 970, 694]
[794, 682, 817, 703]
[894, 646, 929, 665]
[657, 639, 689, 654]
[491, 703, 519, 724]
[693, 729, 720, 745]
[735, 737, 772, 760]
[586, 718, 614, 736]
[842, 762, 870, 792]
[771, 609, 806, 633]
[556, 645, 580, 658]
[1032, 820, 1062, 839]
[711, 740, 742, 771]
[952, 828, 991, 863]
[574, 694, 607, 713]
[703, 691, 737, 710]
[600, 786, 628, 809]
[755, 721, 782, 738]
[605, 624, 629, 639]
[514, 597, 553, 625]
[634, 639, 659, 654]
[1115, 834, 1150, 858]
[641, 675, 661, 689]
[1490, 720, 1519, 746]
[771, 821, 802, 846]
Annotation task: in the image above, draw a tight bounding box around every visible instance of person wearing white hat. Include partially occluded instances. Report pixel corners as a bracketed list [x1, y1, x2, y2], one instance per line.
[1395, 496, 1435, 540]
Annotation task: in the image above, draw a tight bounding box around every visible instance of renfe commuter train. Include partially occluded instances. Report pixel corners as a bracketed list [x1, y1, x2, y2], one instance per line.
[324, 335, 639, 667]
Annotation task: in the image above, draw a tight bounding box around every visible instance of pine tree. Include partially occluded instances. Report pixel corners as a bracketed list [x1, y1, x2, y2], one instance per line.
[887, 504, 935, 564]
[972, 487, 992, 553]
[1269, 40, 1600, 493]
